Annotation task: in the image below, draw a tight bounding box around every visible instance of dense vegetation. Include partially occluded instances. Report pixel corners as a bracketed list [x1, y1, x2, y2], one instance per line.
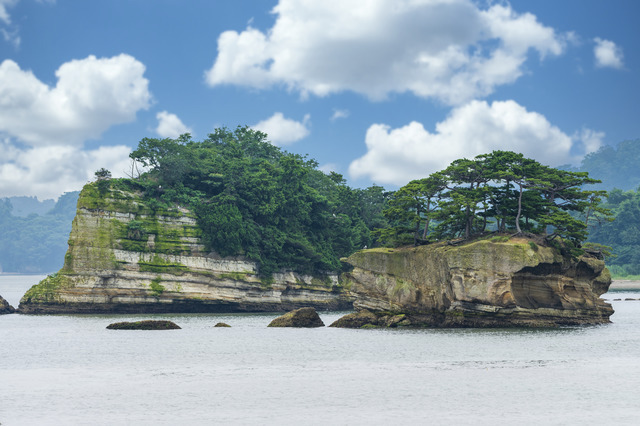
[375, 151, 610, 254]
[2, 136, 637, 277]
[587, 188, 640, 277]
[125, 127, 387, 276]
[0, 192, 79, 273]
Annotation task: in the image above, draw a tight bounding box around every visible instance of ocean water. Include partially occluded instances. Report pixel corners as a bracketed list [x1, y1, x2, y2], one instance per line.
[1, 275, 639, 425]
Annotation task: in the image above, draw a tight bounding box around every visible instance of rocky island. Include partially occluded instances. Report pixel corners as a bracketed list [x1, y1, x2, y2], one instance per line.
[17, 181, 613, 326]
[18, 183, 353, 314]
[16, 134, 615, 326]
[334, 238, 613, 327]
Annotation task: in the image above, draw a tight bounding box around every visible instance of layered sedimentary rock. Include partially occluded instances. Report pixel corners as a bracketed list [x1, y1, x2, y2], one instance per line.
[1, 294, 15, 314]
[338, 239, 613, 327]
[18, 183, 352, 314]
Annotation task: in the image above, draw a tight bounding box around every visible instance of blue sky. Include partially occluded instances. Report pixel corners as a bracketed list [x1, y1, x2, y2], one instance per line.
[0, 0, 638, 199]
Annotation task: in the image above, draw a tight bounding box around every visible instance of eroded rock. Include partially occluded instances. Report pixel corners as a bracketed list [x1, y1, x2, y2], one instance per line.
[338, 238, 613, 327]
[18, 183, 353, 314]
[268, 307, 325, 328]
[0, 294, 15, 314]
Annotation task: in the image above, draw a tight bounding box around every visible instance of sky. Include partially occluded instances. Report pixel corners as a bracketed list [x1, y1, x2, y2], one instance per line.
[0, 0, 638, 200]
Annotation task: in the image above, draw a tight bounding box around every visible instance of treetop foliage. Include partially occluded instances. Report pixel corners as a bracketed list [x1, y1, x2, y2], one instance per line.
[375, 150, 611, 252]
[127, 127, 387, 276]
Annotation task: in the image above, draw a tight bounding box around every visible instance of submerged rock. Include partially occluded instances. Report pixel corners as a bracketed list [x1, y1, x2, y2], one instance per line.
[106, 320, 181, 330]
[268, 307, 325, 328]
[337, 238, 613, 328]
[0, 294, 15, 314]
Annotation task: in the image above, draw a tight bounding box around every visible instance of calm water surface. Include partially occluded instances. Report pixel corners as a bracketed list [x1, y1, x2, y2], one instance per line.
[1, 275, 639, 425]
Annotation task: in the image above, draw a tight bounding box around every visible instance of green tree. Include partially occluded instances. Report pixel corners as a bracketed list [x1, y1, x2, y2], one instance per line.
[127, 126, 386, 276]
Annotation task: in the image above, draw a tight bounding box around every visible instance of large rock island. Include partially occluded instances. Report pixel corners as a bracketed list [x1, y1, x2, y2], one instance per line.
[19, 182, 613, 326]
[18, 183, 353, 314]
[337, 238, 613, 327]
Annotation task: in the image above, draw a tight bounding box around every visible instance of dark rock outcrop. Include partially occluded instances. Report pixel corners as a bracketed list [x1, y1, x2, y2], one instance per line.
[106, 320, 181, 330]
[214, 322, 231, 327]
[329, 310, 379, 328]
[1, 294, 15, 314]
[335, 238, 613, 328]
[267, 307, 325, 328]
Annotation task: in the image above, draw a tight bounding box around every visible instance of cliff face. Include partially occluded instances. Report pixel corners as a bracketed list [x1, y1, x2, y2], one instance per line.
[340, 239, 613, 327]
[18, 183, 353, 314]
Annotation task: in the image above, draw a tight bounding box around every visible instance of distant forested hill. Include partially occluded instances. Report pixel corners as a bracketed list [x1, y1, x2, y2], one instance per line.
[588, 187, 640, 277]
[0, 191, 79, 273]
[569, 139, 640, 192]
[2, 196, 56, 217]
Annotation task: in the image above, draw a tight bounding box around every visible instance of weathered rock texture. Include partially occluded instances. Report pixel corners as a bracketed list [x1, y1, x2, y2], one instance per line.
[338, 239, 613, 327]
[268, 307, 325, 328]
[18, 183, 353, 314]
[1, 294, 15, 314]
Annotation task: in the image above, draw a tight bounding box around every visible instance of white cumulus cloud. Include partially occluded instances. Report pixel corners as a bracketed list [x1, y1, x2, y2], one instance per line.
[594, 37, 624, 69]
[205, 0, 565, 105]
[0, 54, 151, 145]
[349, 100, 603, 185]
[252, 112, 310, 146]
[0, 139, 133, 199]
[156, 111, 192, 138]
[0, 54, 151, 199]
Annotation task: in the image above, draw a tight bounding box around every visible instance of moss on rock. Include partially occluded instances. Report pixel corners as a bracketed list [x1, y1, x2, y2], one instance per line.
[268, 307, 325, 328]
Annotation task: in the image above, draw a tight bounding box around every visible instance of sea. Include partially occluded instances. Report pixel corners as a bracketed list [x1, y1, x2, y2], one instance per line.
[1, 274, 639, 425]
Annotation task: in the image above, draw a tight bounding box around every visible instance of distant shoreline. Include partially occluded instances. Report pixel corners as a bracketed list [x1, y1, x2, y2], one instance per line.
[610, 280, 640, 290]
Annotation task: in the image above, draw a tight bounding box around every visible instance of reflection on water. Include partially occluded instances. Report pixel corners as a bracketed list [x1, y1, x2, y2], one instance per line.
[1, 275, 640, 424]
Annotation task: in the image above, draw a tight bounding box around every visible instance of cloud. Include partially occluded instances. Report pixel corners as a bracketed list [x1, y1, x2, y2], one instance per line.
[318, 163, 339, 174]
[0, 0, 19, 46]
[0, 0, 17, 25]
[594, 37, 624, 69]
[252, 112, 310, 146]
[349, 100, 603, 185]
[205, 0, 565, 105]
[156, 111, 192, 138]
[331, 109, 350, 121]
[0, 54, 151, 199]
[0, 54, 151, 146]
[0, 139, 133, 199]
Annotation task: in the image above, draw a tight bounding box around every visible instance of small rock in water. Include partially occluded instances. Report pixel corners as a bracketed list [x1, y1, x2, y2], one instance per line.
[106, 320, 181, 330]
[329, 310, 379, 328]
[0, 294, 15, 315]
[214, 322, 231, 327]
[268, 307, 324, 328]
[624, 298, 637, 301]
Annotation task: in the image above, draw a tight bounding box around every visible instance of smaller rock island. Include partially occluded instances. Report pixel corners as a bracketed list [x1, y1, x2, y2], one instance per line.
[334, 237, 613, 328]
